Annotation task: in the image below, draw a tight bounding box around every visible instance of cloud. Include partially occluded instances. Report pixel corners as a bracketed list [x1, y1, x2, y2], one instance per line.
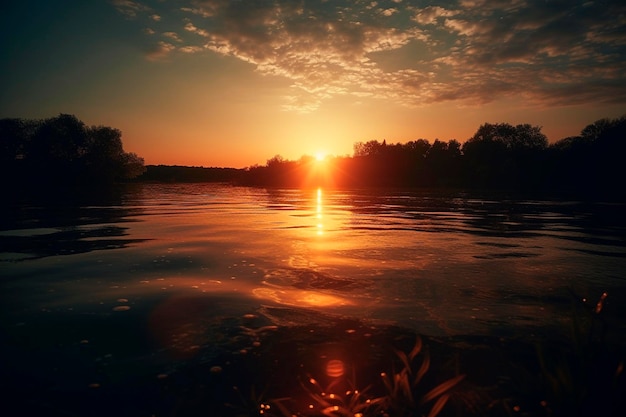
[412, 6, 456, 25]
[163, 31, 182, 42]
[184, 22, 209, 38]
[111, 0, 151, 18]
[179, 45, 204, 54]
[145, 41, 176, 61]
[433, 0, 626, 105]
[116, 0, 626, 111]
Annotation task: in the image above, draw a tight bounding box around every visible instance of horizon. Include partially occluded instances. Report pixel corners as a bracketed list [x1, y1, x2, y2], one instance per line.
[2, 1, 625, 168]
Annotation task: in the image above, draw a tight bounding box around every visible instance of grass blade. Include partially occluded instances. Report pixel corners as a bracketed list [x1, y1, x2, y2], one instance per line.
[427, 393, 450, 417]
[409, 336, 423, 361]
[422, 374, 465, 404]
[414, 351, 430, 386]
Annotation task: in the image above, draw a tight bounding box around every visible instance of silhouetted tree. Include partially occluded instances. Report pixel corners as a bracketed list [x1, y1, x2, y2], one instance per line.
[549, 116, 626, 199]
[425, 139, 462, 187]
[354, 140, 386, 157]
[0, 118, 38, 176]
[202, 115, 624, 199]
[1, 114, 145, 189]
[462, 123, 547, 190]
[139, 165, 241, 182]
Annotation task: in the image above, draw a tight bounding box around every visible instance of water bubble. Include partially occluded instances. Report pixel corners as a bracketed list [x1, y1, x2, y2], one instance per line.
[210, 366, 222, 374]
[113, 306, 131, 312]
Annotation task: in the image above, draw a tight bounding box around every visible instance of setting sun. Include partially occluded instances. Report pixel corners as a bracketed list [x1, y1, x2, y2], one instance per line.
[306, 153, 336, 188]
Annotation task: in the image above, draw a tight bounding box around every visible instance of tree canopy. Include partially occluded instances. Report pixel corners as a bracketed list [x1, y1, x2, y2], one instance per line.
[1, 114, 145, 189]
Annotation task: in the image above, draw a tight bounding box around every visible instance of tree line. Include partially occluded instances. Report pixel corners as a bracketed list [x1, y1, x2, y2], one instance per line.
[140, 165, 240, 182]
[239, 116, 626, 200]
[1, 114, 145, 189]
[2, 113, 624, 200]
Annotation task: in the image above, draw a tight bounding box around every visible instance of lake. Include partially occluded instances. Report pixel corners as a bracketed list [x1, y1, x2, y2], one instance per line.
[2, 183, 625, 416]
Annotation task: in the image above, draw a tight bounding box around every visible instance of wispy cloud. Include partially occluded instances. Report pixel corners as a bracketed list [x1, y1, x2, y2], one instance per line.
[412, 6, 457, 25]
[115, 0, 626, 111]
[163, 31, 182, 42]
[145, 41, 176, 61]
[111, 0, 151, 18]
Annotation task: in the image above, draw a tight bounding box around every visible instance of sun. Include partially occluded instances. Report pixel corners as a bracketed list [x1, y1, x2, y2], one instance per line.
[300, 151, 335, 187]
[314, 151, 326, 162]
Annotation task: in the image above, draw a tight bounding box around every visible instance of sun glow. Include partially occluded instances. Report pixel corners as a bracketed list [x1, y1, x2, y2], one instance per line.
[298, 152, 336, 187]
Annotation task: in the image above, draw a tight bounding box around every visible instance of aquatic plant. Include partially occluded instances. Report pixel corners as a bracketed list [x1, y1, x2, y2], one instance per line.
[228, 384, 292, 417]
[300, 374, 385, 417]
[378, 336, 465, 417]
[296, 336, 465, 417]
[532, 290, 625, 416]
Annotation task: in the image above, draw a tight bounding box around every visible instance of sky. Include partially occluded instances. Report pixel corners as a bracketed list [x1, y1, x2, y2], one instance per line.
[1, 0, 625, 168]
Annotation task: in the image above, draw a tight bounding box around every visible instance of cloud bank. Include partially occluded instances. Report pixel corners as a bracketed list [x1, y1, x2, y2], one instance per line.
[114, 0, 626, 112]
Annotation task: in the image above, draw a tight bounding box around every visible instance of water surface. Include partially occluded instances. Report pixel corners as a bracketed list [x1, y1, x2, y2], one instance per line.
[3, 184, 624, 334]
[2, 183, 625, 415]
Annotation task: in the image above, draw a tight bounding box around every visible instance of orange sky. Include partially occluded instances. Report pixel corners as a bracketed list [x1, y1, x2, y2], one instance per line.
[2, 1, 625, 168]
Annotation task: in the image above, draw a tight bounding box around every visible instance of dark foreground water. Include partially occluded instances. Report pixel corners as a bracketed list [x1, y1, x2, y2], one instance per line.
[2, 183, 625, 416]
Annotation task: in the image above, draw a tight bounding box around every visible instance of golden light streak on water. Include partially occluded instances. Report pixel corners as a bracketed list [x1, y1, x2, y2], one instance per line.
[252, 287, 353, 307]
[316, 187, 324, 235]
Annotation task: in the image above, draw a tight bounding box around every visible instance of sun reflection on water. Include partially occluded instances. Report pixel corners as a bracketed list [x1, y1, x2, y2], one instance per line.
[252, 287, 353, 307]
[316, 187, 324, 236]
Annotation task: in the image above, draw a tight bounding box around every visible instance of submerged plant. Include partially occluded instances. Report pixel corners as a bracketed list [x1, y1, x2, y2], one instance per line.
[299, 370, 385, 417]
[227, 384, 292, 417]
[378, 336, 465, 417]
[299, 336, 465, 417]
[533, 290, 625, 416]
